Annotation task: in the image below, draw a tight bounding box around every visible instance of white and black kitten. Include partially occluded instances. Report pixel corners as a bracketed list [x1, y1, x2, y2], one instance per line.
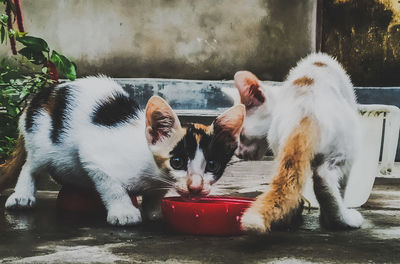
[0, 76, 245, 226]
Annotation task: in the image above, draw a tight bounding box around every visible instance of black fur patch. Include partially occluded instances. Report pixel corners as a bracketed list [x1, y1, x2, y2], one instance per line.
[91, 92, 140, 127]
[200, 130, 237, 181]
[169, 124, 237, 181]
[170, 125, 199, 162]
[50, 85, 73, 144]
[25, 87, 54, 132]
[311, 153, 325, 169]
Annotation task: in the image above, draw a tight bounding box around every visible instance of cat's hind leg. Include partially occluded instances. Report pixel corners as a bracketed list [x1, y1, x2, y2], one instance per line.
[5, 158, 37, 209]
[313, 155, 363, 229]
[241, 117, 317, 233]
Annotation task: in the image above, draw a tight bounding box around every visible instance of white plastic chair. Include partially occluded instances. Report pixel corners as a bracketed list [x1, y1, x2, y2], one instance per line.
[379, 105, 400, 175]
[303, 104, 400, 208]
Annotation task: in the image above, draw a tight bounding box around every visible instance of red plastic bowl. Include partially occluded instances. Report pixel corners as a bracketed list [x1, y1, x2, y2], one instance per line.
[57, 186, 138, 212]
[161, 196, 254, 236]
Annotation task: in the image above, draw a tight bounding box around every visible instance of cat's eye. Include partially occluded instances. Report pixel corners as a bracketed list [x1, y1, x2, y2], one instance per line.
[170, 157, 185, 170]
[206, 160, 220, 173]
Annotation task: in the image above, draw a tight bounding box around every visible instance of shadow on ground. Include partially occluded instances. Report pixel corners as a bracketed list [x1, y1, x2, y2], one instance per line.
[1, 190, 400, 263]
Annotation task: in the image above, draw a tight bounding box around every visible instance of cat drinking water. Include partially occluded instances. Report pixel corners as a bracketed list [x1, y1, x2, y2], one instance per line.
[0, 76, 245, 226]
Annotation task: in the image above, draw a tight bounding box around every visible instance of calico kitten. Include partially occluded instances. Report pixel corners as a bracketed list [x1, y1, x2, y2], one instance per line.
[0, 77, 245, 226]
[234, 53, 363, 233]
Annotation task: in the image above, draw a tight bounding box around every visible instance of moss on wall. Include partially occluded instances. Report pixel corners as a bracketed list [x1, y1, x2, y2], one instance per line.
[322, 0, 400, 86]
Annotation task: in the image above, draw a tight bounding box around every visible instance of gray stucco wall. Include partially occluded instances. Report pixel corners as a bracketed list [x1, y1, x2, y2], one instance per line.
[0, 0, 317, 80]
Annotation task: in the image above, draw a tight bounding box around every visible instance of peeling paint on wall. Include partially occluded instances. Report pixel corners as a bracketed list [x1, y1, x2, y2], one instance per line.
[0, 0, 316, 81]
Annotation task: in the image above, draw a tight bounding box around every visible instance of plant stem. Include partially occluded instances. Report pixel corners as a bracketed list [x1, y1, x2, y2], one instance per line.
[5, 0, 16, 55]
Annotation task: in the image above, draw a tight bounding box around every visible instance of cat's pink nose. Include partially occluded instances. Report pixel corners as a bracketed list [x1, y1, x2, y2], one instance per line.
[187, 175, 203, 195]
[188, 185, 203, 195]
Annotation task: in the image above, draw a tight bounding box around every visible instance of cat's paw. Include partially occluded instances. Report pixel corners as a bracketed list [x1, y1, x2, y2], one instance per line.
[107, 205, 142, 226]
[241, 209, 268, 234]
[342, 208, 363, 229]
[5, 193, 36, 209]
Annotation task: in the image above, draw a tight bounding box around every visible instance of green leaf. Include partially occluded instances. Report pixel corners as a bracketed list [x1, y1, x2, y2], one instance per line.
[16, 31, 27, 38]
[14, 79, 23, 86]
[6, 105, 17, 117]
[3, 88, 17, 95]
[18, 47, 47, 65]
[1, 26, 5, 44]
[50, 50, 76, 80]
[0, 14, 8, 24]
[41, 67, 48, 74]
[5, 136, 16, 142]
[8, 29, 15, 38]
[17, 36, 50, 52]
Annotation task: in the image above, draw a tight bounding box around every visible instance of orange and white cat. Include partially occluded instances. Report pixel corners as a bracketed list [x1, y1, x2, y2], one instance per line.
[235, 53, 363, 233]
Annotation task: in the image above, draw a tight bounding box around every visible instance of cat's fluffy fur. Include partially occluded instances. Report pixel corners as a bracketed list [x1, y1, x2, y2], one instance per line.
[235, 53, 363, 233]
[0, 76, 245, 226]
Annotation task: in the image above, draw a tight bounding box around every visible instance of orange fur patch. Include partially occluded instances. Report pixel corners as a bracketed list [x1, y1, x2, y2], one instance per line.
[246, 117, 319, 231]
[293, 76, 314, 87]
[0, 136, 26, 191]
[193, 123, 208, 131]
[313, 62, 327, 67]
[43, 92, 56, 114]
[293, 76, 314, 97]
[153, 154, 170, 172]
[193, 123, 212, 141]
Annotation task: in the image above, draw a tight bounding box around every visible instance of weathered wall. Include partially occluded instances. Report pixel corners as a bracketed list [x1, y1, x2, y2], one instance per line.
[0, 0, 317, 80]
[322, 0, 400, 86]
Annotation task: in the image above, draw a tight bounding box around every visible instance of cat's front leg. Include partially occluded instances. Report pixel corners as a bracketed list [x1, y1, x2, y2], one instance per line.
[106, 200, 142, 226]
[142, 189, 168, 221]
[87, 169, 142, 226]
[5, 161, 36, 209]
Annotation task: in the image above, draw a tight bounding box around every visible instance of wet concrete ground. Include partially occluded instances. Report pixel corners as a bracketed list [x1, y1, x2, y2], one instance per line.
[1, 160, 400, 263]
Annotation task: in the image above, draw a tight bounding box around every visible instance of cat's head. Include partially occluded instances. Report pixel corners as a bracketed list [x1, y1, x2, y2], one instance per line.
[234, 71, 270, 160]
[145, 96, 245, 197]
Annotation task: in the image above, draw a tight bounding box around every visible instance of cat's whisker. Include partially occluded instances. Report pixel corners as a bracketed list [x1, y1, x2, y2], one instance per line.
[139, 173, 176, 186]
[141, 187, 173, 192]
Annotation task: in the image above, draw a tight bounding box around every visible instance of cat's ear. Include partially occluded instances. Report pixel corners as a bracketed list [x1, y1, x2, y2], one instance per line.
[234, 71, 265, 109]
[213, 104, 245, 142]
[145, 96, 182, 145]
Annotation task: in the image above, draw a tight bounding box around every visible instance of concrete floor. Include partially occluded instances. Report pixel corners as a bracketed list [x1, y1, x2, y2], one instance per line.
[1, 160, 400, 263]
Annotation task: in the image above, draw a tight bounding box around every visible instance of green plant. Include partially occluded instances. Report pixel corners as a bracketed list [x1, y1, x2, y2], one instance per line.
[0, 0, 77, 162]
[0, 61, 56, 161]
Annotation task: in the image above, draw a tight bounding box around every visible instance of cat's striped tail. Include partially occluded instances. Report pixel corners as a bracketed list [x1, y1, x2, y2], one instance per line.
[241, 116, 319, 233]
[0, 136, 26, 192]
